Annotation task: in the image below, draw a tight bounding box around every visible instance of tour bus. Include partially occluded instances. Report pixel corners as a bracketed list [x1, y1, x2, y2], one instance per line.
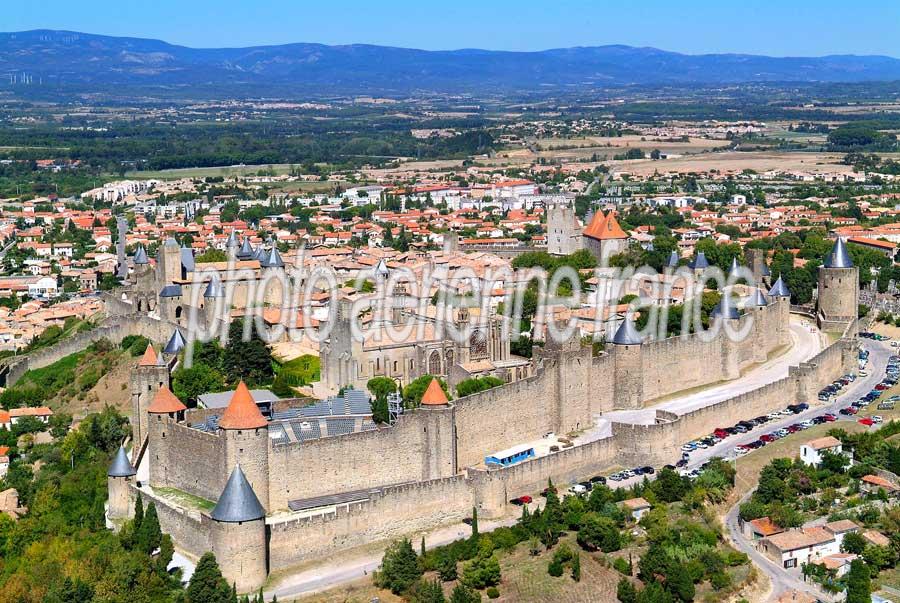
[485, 443, 536, 467]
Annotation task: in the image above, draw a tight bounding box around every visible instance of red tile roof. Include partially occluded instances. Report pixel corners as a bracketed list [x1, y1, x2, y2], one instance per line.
[138, 344, 158, 367]
[147, 385, 187, 414]
[218, 381, 268, 429]
[421, 378, 449, 406]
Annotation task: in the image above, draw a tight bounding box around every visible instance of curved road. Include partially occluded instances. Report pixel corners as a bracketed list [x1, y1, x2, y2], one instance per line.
[723, 338, 891, 602]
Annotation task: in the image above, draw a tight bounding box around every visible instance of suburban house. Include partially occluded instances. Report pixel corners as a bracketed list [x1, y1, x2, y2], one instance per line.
[860, 474, 900, 497]
[0, 446, 8, 479]
[822, 519, 859, 549]
[812, 553, 858, 578]
[863, 530, 891, 548]
[760, 527, 838, 569]
[743, 516, 784, 541]
[620, 497, 652, 521]
[9, 406, 53, 425]
[799, 436, 846, 467]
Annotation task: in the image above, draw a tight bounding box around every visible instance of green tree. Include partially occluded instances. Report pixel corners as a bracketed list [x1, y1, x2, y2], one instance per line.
[577, 514, 622, 552]
[846, 559, 871, 603]
[375, 539, 423, 595]
[410, 579, 446, 603]
[842, 531, 867, 555]
[222, 319, 274, 386]
[186, 552, 232, 603]
[617, 578, 637, 603]
[455, 376, 504, 398]
[367, 376, 397, 400]
[136, 502, 162, 555]
[450, 582, 481, 603]
[571, 551, 581, 582]
[173, 364, 227, 406]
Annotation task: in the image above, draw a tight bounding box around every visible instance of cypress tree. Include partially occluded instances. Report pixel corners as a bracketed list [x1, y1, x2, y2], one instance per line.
[133, 496, 144, 530]
[186, 552, 231, 603]
[471, 506, 479, 539]
[137, 502, 162, 555]
[847, 559, 871, 603]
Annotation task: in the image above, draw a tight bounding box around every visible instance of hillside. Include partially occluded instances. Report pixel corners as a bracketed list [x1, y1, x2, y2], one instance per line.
[3, 30, 900, 98]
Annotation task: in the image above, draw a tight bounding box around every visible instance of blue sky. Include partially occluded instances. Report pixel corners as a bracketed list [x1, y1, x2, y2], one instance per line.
[8, 1, 900, 57]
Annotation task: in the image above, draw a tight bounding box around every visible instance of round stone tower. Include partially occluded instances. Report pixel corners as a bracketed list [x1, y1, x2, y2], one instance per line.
[611, 316, 644, 410]
[817, 238, 859, 332]
[418, 377, 457, 479]
[744, 287, 770, 363]
[107, 445, 136, 521]
[769, 276, 792, 347]
[147, 385, 187, 489]
[209, 464, 267, 593]
[712, 293, 742, 380]
[218, 381, 270, 511]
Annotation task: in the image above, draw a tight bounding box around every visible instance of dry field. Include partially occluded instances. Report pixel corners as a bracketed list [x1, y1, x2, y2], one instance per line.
[609, 150, 853, 177]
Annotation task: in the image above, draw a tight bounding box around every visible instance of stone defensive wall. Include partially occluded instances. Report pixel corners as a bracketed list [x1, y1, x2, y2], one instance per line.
[1, 314, 176, 387]
[152, 420, 226, 503]
[240, 320, 856, 571]
[267, 474, 473, 571]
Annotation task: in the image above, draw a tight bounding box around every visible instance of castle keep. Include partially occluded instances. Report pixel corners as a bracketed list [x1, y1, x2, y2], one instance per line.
[106, 239, 860, 593]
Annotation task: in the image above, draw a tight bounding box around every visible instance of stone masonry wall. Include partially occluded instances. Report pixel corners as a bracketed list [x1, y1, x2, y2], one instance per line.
[155, 421, 224, 503]
[267, 474, 473, 571]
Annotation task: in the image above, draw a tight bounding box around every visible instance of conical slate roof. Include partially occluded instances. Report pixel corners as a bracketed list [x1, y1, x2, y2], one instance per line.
[374, 258, 390, 280]
[746, 288, 769, 308]
[689, 252, 709, 270]
[262, 246, 284, 269]
[108, 445, 136, 477]
[133, 245, 149, 265]
[824, 238, 853, 269]
[210, 465, 265, 523]
[163, 328, 186, 355]
[666, 250, 680, 268]
[711, 294, 741, 320]
[204, 274, 226, 298]
[236, 237, 255, 260]
[769, 276, 791, 298]
[612, 315, 643, 345]
[760, 262, 771, 277]
[728, 257, 742, 277]
[226, 230, 239, 249]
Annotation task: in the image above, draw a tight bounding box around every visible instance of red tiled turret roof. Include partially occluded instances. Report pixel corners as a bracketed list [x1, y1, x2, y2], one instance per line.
[218, 381, 268, 429]
[421, 378, 449, 406]
[138, 343, 158, 367]
[147, 385, 187, 414]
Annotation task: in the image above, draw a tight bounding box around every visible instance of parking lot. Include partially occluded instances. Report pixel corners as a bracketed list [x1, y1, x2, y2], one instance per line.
[533, 337, 894, 498]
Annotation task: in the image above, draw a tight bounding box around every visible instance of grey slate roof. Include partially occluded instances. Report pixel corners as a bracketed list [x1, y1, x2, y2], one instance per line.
[159, 284, 182, 298]
[204, 275, 225, 298]
[210, 465, 265, 523]
[226, 230, 239, 249]
[824, 237, 854, 269]
[374, 258, 390, 280]
[769, 276, 791, 298]
[180, 246, 195, 273]
[236, 237, 255, 260]
[728, 256, 742, 277]
[761, 262, 771, 276]
[612, 316, 643, 345]
[163, 328, 186, 355]
[262, 246, 285, 269]
[689, 252, 709, 270]
[711, 294, 741, 320]
[108, 445, 136, 477]
[198, 389, 278, 410]
[133, 245, 149, 265]
[666, 251, 680, 268]
[746, 288, 769, 308]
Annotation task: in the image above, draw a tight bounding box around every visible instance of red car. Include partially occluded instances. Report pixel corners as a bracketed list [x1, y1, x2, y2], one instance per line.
[876, 384, 889, 391]
[760, 434, 776, 442]
[823, 414, 837, 422]
[519, 495, 533, 504]
[858, 417, 874, 426]
[713, 428, 729, 439]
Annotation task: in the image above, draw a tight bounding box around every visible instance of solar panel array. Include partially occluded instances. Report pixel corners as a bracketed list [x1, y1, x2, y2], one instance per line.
[290, 420, 322, 442]
[325, 418, 355, 437]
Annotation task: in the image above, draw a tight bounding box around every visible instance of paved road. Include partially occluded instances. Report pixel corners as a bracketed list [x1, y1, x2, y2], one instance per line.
[720, 338, 891, 603]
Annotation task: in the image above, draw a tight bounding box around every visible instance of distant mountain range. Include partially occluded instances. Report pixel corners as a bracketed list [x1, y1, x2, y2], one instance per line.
[3, 29, 900, 98]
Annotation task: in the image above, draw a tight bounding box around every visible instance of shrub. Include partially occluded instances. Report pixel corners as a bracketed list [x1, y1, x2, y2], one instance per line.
[710, 571, 732, 591]
[548, 558, 564, 577]
[612, 556, 632, 576]
[485, 587, 499, 599]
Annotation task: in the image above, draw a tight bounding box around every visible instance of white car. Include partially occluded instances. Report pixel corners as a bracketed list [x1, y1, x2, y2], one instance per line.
[873, 415, 884, 424]
[571, 484, 587, 494]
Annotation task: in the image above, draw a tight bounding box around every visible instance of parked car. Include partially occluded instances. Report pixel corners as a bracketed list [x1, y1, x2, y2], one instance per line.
[640, 466, 655, 475]
[858, 417, 875, 427]
[589, 475, 607, 484]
